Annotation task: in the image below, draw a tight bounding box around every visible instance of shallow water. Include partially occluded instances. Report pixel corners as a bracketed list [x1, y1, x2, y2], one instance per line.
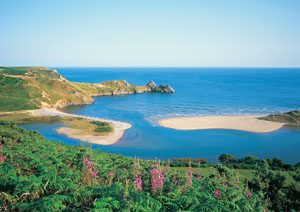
[22, 68, 300, 163]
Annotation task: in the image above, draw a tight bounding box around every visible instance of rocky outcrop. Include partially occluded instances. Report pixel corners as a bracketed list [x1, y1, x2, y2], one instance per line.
[261, 110, 300, 125]
[146, 80, 175, 93]
[158, 84, 176, 93]
[146, 80, 158, 91]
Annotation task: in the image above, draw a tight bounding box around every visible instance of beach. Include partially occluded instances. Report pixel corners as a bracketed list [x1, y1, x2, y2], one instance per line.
[158, 115, 285, 133]
[15, 68, 300, 162]
[27, 109, 131, 145]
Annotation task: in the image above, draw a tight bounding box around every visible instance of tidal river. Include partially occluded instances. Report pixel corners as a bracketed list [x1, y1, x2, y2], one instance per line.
[22, 67, 300, 163]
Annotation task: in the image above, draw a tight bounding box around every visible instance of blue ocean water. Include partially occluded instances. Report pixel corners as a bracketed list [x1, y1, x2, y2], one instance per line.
[22, 68, 300, 163]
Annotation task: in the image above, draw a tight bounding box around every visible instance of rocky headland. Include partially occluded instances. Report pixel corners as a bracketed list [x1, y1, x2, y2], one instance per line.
[0, 67, 175, 112]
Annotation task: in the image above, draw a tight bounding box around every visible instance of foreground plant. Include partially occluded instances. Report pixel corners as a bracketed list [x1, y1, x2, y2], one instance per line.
[0, 121, 295, 211]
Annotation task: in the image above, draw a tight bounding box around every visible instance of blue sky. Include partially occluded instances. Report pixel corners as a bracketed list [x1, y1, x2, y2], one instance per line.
[1, 0, 300, 67]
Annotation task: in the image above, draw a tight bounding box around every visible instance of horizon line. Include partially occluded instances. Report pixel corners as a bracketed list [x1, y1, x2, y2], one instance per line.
[2, 65, 300, 69]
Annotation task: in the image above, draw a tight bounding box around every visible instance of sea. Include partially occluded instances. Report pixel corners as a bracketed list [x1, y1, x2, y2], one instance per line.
[22, 68, 300, 163]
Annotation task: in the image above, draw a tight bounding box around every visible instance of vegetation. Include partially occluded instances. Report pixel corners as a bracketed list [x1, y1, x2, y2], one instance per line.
[0, 67, 155, 112]
[0, 112, 114, 137]
[91, 121, 114, 134]
[261, 110, 300, 125]
[219, 154, 295, 171]
[64, 119, 114, 136]
[0, 112, 65, 124]
[0, 67, 93, 111]
[1, 121, 300, 211]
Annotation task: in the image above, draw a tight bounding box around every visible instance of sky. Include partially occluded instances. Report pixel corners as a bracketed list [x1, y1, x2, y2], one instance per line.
[0, 0, 300, 67]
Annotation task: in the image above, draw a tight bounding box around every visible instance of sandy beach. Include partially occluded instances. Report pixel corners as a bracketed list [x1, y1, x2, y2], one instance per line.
[27, 108, 131, 145]
[158, 115, 285, 133]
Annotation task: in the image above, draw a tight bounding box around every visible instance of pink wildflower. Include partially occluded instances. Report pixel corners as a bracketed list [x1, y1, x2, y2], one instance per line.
[91, 169, 98, 177]
[197, 175, 203, 179]
[0, 155, 5, 163]
[87, 161, 93, 169]
[246, 187, 252, 199]
[151, 167, 164, 192]
[134, 177, 142, 191]
[186, 167, 193, 186]
[109, 171, 115, 177]
[165, 164, 171, 172]
[172, 175, 178, 185]
[186, 178, 192, 185]
[83, 157, 89, 165]
[213, 189, 221, 199]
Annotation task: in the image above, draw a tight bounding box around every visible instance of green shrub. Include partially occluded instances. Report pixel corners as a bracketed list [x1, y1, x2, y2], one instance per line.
[91, 121, 113, 133]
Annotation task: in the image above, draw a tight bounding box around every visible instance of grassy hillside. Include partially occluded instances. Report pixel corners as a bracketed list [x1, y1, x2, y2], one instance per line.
[0, 67, 93, 111]
[75, 80, 150, 96]
[0, 67, 163, 112]
[1, 121, 300, 211]
[261, 110, 300, 125]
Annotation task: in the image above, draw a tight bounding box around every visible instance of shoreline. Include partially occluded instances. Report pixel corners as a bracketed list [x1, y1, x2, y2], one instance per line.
[26, 108, 131, 145]
[158, 115, 285, 133]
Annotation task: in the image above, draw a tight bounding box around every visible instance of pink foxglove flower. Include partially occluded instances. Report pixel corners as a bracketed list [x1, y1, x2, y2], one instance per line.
[197, 175, 203, 179]
[246, 187, 252, 199]
[165, 164, 171, 172]
[109, 171, 115, 177]
[0, 155, 5, 163]
[134, 177, 142, 191]
[186, 167, 193, 186]
[186, 178, 192, 185]
[151, 167, 164, 192]
[213, 189, 221, 199]
[87, 161, 93, 169]
[91, 169, 98, 177]
[83, 157, 89, 165]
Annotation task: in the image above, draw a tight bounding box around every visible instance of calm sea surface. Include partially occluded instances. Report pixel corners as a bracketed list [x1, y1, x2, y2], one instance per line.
[22, 68, 300, 163]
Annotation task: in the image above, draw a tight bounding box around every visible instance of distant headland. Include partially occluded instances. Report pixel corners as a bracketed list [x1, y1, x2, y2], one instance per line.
[0, 66, 175, 112]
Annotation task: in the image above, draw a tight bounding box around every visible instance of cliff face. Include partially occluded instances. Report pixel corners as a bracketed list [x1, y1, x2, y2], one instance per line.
[0, 67, 175, 112]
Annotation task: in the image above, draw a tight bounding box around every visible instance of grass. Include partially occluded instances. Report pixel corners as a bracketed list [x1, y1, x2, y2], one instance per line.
[0, 67, 94, 112]
[174, 166, 255, 181]
[64, 118, 114, 136]
[0, 98, 38, 112]
[0, 67, 29, 75]
[0, 113, 65, 124]
[91, 120, 114, 133]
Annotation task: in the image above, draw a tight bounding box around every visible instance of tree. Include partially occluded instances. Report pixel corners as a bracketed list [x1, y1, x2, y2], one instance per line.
[219, 154, 237, 164]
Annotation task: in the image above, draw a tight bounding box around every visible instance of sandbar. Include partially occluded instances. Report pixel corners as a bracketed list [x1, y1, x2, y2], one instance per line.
[27, 108, 131, 145]
[158, 115, 285, 133]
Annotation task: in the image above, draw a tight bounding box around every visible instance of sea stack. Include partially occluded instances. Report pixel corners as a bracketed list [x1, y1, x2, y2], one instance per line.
[146, 80, 175, 93]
